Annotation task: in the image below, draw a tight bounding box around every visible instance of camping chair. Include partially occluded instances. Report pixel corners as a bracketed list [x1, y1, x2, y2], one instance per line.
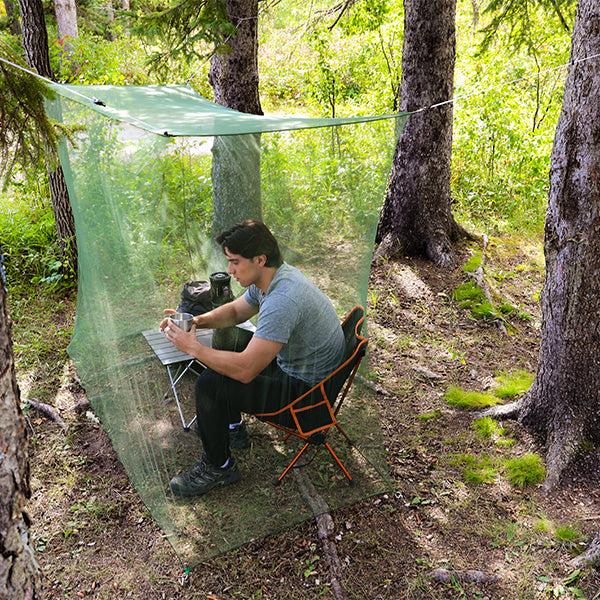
[255, 305, 368, 486]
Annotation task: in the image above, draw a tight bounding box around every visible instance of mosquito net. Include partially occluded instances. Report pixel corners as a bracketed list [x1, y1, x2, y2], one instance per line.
[47, 83, 408, 568]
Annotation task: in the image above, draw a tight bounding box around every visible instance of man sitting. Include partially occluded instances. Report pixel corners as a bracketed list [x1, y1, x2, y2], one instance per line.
[161, 219, 345, 497]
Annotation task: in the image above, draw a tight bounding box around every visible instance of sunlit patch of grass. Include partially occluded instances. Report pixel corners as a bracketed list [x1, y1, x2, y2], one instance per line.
[473, 416, 504, 438]
[449, 453, 500, 485]
[494, 370, 535, 398]
[505, 453, 545, 489]
[445, 385, 501, 408]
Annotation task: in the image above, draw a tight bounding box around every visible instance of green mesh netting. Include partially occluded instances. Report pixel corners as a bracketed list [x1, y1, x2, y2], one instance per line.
[48, 83, 408, 568]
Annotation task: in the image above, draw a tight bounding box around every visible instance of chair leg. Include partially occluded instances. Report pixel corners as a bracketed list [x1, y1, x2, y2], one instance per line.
[324, 442, 354, 484]
[275, 442, 311, 485]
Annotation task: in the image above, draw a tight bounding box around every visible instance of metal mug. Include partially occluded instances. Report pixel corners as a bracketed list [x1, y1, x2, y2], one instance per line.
[169, 312, 194, 332]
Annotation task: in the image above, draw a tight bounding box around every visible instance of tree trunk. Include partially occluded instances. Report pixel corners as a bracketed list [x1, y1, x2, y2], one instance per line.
[209, 0, 262, 236]
[493, 0, 600, 490]
[2, 0, 22, 36]
[0, 259, 42, 599]
[376, 0, 464, 267]
[53, 0, 78, 40]
[17, 0, 78, 272]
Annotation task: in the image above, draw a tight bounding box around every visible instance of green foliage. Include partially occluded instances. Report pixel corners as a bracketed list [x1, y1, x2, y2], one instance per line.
[505, 453, 545, 488]
[554, 525, 582, 544]
[131, 0, 235, 77]
[0, 193, 74, 290]
[0, 37, 69, 188]
[337, 0, 391, 35]
[478, 0, 575, 55]
[445, 385, 501, 409]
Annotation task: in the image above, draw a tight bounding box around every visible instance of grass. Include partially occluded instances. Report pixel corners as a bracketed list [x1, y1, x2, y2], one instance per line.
[505, 453, 546, 489]
[449, 453, 500, 485]
[495, 369, 535, 398]
[444, 386, 501, 408]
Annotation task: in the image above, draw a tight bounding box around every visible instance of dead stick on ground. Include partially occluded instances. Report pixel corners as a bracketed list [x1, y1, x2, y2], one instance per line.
[24, 398, 68, 430]
[294, 469, 347, 600]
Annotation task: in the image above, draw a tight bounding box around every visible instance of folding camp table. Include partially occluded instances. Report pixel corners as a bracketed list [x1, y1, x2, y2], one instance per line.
[142, 328, 212, 430]
[142, 322, 255, 431]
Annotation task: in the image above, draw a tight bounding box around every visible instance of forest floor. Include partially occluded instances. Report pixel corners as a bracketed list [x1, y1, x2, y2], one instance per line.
[11, 234, 600, 600]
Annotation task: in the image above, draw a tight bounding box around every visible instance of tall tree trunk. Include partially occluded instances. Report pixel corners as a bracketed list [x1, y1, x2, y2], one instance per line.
[509, 0, 600, 490]
[376, 0, 465, 267]
[0, 257, 41, 600]
[17, 0, 78, 272]
[2, 0, 22, 36]
[53, 0, 78, 40]
[209, 0, 262, 236]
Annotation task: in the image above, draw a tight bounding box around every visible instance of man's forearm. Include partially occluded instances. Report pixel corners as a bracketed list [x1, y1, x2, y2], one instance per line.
[193, 297, 255, 330]
[194, 305, 239, 329]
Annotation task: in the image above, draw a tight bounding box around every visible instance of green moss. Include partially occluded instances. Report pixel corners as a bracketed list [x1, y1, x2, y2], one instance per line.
[461, 253, 483, 273]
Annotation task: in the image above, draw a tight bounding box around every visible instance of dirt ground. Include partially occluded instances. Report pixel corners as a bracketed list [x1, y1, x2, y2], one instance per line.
[18, 236, 600, 600]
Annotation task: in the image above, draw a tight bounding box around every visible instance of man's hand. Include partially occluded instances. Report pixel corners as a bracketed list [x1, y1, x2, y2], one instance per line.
[162, 318, 198, 356]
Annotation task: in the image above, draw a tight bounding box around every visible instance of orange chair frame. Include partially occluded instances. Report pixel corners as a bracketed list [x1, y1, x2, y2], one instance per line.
[255, 306, 368, 485]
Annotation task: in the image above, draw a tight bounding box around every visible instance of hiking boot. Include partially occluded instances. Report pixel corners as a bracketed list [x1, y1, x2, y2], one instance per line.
[229, 422, 251, 449]
[169, 455, 240, 497]
[194, 421, 251, 449]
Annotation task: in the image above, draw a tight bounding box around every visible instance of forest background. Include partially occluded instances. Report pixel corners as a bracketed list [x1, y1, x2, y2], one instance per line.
[3, 0, 600, 599]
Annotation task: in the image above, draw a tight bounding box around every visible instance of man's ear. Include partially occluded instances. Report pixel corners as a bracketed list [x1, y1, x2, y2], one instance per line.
[255, 254, 267, 267]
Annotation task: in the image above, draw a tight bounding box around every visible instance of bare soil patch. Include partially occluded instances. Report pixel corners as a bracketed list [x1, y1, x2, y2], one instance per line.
[19, 236, 600, 599]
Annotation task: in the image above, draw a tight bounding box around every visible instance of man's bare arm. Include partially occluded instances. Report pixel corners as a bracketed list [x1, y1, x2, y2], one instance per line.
[164, 326, 282, 384]
[161, 296, 257, 331]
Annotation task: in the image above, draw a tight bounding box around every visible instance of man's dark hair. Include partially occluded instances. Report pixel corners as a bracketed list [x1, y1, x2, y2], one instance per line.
[216, 220, 284, 268]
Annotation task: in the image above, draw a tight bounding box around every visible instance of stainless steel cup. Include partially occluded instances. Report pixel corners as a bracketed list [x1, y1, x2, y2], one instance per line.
[169, 312, 194, 332]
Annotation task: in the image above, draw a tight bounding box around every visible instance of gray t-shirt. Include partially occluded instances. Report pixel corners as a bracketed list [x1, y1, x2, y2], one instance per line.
[244, 263, 345, 385]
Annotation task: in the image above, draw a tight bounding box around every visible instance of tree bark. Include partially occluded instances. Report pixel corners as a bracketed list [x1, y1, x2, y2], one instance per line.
[209, 0, 263, 236]
[376, 0, 465, 267]
[53, 0, 78, 40]
[0, 259, 42, 599]
[17, 0, 78, 272]
[488, 0, 600, 491]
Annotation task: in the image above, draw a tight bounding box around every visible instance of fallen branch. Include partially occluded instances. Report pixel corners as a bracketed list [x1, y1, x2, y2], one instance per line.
[24, 398, 67, 430]
[294, 469, 347, 600]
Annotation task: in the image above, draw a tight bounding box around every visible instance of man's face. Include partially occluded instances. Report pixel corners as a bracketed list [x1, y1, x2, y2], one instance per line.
[224, 249, 263, 288]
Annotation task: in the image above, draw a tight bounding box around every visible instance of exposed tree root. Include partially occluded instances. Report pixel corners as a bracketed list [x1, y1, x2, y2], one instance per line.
[372, 233, 399, 265]
[430, 568, 500, 585]
[24, 398, 67, 430]
[467, 234, 508, 336]
[570, 531, 600, 569]
[294, 469, 347, 600]
[483, 397, 588, 492]
[480, 399, 524, 421]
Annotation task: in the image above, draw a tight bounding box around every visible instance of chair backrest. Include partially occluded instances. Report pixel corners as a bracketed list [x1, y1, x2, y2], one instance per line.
[260, 306, 368, 437]
[323, 306, 367, 408]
